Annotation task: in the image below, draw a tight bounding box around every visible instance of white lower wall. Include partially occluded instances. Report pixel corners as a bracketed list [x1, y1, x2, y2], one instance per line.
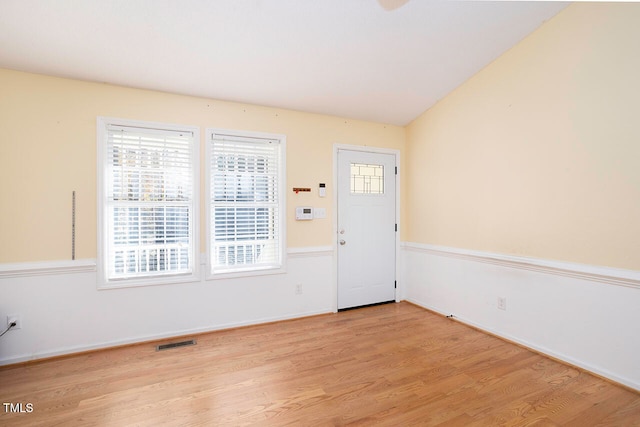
[4, 243, 639, 392]
[0, 247, 333, 365]
[402, 242, 640, 391]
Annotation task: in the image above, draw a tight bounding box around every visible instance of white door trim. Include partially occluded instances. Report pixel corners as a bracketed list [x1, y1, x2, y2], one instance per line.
[332, 144, 401, 312]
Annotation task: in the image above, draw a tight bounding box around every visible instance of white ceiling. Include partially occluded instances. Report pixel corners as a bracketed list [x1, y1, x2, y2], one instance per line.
[0, 0, 568, 125]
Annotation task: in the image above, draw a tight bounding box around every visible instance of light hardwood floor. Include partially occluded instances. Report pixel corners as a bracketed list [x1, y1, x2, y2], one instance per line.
[1, 302, 638, 426]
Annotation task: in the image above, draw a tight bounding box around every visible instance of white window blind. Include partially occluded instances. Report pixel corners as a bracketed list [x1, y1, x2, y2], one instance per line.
[104, 123, 196, 281]
[209, 132, 283, 274]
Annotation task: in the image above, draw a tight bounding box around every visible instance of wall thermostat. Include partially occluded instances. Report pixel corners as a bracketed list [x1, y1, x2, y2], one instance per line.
[296, 206, 313, 220]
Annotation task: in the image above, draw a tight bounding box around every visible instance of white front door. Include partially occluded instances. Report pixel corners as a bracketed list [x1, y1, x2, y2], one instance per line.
[337, 149, 396, 310]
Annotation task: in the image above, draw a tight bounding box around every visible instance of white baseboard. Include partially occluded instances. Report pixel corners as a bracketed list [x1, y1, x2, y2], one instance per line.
[405, 297, 638, 391]
[4, 244, 638, 392]
[1, 308, 331, 366]
[402, 243, 640, 392]
[0, 247, 334, 366]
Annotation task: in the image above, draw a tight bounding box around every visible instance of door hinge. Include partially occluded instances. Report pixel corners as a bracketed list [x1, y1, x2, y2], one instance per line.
[394, 281, 397, 289]
[395, 166, 398, 175]
[395, 224, 398, 232]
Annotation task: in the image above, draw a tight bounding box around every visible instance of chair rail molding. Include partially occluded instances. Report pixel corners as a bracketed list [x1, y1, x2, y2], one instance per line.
[402, 242, 640, 290]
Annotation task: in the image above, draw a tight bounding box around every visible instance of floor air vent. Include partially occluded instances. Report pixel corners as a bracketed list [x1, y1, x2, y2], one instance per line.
[156, 339, 196, 351]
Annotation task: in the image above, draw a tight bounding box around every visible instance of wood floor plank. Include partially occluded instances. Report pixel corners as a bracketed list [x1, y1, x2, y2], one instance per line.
[1, 302, 638, 426]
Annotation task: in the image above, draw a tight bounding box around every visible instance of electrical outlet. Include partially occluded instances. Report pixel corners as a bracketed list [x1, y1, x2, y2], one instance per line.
[7, 314, 21, 330]
[497, 297, 507, 311]
[295, 283, 303, 295]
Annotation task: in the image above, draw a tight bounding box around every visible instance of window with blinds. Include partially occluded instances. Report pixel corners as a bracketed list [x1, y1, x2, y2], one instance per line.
[98, 118, 199, 285]
[208, 130, 285, 275]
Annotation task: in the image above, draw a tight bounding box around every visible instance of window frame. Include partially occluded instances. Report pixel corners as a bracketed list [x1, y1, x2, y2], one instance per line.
[97, 117, 200, 289]
[205, 128, 287, 279]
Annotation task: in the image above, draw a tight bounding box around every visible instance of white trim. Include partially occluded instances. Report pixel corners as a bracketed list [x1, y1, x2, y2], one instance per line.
[204, 127, 287, 280]
[96, 116, 201, 289]
[287, 246, 334, 258]
[0, 246, 331, 279]
[0, 259, 96, 278]
[406, 297, 639, 391]
[403, 242, 640, 290]
[333, 144, 401, 312]
[334, 143, 402, 156]
[0, 308, 331, 367]
[203, 266, 286, 281]
[1, 248, 333, 365]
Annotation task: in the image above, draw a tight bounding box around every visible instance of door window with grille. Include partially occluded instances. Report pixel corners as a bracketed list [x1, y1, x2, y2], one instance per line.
[351, 163, 384, 194]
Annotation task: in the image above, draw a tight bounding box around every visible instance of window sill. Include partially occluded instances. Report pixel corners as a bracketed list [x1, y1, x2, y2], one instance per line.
[97, 271, 201, 290]
[206, 265, 286, 281]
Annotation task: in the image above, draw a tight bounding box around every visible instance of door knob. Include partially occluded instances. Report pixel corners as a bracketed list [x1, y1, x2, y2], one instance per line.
[339, 239, 346, 246]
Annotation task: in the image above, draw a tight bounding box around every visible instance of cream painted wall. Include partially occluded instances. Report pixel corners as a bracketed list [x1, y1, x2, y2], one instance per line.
[0, 69, 405, 263]
[406, 3, 640, 270]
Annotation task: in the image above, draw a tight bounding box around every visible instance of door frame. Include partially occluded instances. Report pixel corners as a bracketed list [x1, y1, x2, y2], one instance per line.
[332, 144, 401, 312]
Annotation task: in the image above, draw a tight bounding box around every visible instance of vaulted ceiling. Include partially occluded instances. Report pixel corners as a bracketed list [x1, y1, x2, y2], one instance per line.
[0, 0, 568, 125]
